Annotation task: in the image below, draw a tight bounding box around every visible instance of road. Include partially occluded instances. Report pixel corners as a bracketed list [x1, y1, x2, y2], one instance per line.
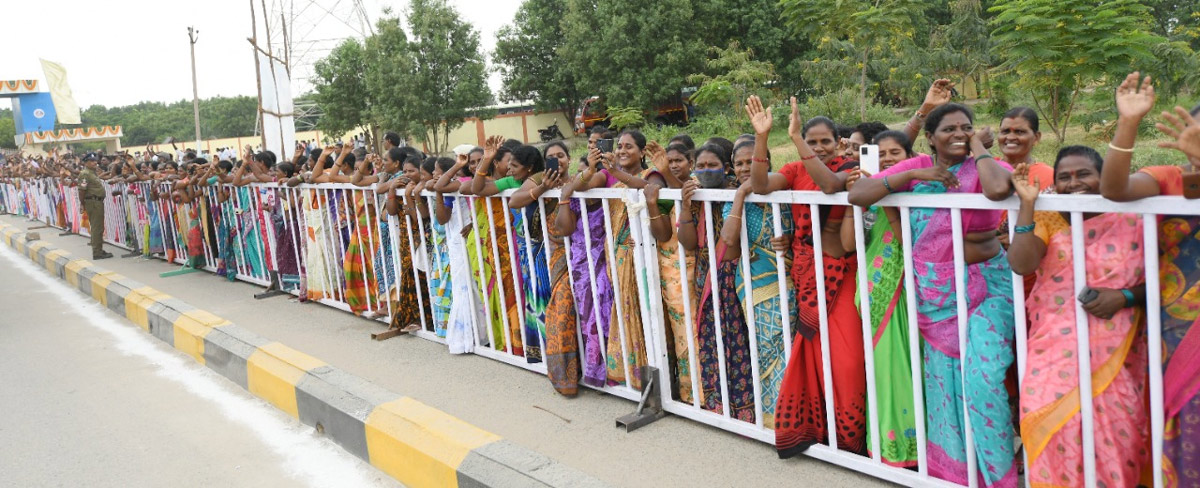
[1, 214, 890, 487]
[0, 239, 401, 488]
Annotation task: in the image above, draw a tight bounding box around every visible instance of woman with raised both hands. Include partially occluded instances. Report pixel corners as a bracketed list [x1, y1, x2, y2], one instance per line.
[1008, 145, 1149, 488]
[747, 94, 865, 457]
[716, 131, 794, 430]
[838, 130, 919, 468]
[848, 102, 1017, 487]
[1099, 71, 1200, 487]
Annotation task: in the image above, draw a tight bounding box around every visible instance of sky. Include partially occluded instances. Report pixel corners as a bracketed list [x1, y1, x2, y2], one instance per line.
[0, 0, 522, 110]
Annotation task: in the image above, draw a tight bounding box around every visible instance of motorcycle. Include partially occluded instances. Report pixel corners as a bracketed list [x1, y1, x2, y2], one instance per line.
[538, 119, 565, 142]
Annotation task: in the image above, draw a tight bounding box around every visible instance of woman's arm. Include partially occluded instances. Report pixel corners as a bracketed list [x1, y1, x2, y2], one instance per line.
[973, 128, 1013, 201]
[510, 169, 563, 209]
[1100, 72, 1163, 201]
[351, 154, 380, 187]
[471, 135, 504, 195]
[433, 189, 452, 225]
[903, 79, 954, 142]
[433, 160, 465, 194]
[574, 148, 610, 192]
[1005, 164, 1046, 276]
[677, 181, 700, 251]
[554, 177, 581, 237]
[644, 183, 673, 243]
[719, 184, 750, 261]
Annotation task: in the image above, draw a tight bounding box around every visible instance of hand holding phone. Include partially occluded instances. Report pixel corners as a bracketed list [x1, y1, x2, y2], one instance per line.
[859, 144, 880, 175]
[545, 156, 560, 175]
[596, 138, 614, 154]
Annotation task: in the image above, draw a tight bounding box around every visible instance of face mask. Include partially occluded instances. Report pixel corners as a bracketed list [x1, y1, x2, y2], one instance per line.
[695, 168, 727, 189]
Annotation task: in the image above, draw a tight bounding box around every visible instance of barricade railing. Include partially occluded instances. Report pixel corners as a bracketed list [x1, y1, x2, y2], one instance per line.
[1, 176, 1194, 488]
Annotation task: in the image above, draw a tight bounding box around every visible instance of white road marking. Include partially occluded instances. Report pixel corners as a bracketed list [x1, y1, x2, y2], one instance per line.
[0, 244, 395, 488]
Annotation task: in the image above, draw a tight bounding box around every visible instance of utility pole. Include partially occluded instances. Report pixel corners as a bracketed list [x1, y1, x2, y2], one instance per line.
[188, 26, 202, 154]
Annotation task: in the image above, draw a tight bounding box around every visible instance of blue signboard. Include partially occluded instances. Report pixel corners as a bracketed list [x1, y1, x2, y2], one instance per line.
[12, 92, 57, 133]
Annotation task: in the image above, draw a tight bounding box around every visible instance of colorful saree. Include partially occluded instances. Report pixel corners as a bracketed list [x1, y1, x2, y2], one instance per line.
[428, 196, 452, 337]
[470, 195, 522, 354]
[655, 200, 698, 404]
[343, 191, 379, 315]
[1140, 165, 1200, 488]
[693, 204, 755, 422]
[605, 172, 651, 389]
[775, 156, 867, 457]
[725, 201, 794, 430]
[543, 204, 581, 395]
[568, 198, 614, 388]
[235, 187, 266, 278]
[877, 154, 1018, 487]
[513, 197, 551, 363]
[1021, 211, 1148, 488]
[303, 190, 335, 301]
[857, 206, 919, 467]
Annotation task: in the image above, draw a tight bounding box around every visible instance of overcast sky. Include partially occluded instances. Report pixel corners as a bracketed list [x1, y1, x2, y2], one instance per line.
[0, 0, 521, 110]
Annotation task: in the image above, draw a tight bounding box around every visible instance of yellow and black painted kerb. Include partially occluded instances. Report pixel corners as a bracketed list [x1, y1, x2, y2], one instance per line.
[0, 221, 605, 488]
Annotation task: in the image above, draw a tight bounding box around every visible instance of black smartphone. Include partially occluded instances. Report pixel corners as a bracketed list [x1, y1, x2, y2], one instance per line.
[1077, 286, 1099, 304]
[596, 138, 614, 154]
[545, 156, 560, 174]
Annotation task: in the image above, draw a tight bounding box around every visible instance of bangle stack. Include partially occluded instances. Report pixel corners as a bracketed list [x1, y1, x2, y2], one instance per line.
[882, 175, 894, 193]
[1013, 223, 1036, 234]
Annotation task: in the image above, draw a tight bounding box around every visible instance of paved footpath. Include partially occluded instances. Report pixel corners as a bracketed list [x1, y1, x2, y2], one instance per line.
[0, 233, 400, 488]
[1, 214, 890, 487]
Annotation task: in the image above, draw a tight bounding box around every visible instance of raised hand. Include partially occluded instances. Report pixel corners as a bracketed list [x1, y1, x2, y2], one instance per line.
[1115, 71, 1155, 121]
[745, 95, 773, 135]
[787, 96, 804, 143]
[540, 169, 563, 191]
[845, 168, 871, 191]
[1156, 106, 1200, 162]
[973, 126, 995, 150]
[921, 79, 955, 112]
[1011, 163, 1040, 203]
[483, 135, 504, 162]
[640, 141, 665, 174]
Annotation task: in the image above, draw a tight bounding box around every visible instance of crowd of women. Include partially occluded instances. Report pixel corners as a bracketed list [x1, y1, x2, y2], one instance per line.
[3, 71, 1199, 488]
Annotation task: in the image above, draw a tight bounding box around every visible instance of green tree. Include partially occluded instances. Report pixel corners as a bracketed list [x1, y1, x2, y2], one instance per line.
[561, 0, 704, 113]
[990, 0, 1162, 142]
[688, 41, 778, 116]
[0, 109, 15, 149]
[492, 0, 583, 122]
[780, 0, 927, 120]
[693, 0, 808, 96]
[312, 39, 372, 137]
[404, 0, 492, 154]
[364, 13, 420, 144]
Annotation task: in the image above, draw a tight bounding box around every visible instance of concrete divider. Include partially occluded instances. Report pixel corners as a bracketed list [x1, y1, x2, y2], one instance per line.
[0, 221, 606, 488]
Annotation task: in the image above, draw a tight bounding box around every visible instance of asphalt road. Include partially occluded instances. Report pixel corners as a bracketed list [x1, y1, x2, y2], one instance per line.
[1, 214, 890, 487]
[0, 239, 401, 488]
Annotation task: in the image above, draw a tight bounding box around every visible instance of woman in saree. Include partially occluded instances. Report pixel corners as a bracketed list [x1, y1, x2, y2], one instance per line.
[554, 151, 617, 390]
[356, 148, 424, 333]
[469, 137, 524, 356]
[849, 102, 1018, 487]
[717, 139, 795, 430]
[640, 143, 700, 403]
[1009, 145, 1149, 487]
[269, 162, 303, 293]
[677, 144, 755, 422]
[839, 130, 920, 467]
[422, 157, 452, 337]
[1099, 72, 1200, 487]
[301, 148, 340, 302]
[229, 160, 267, 279]
[434, 149, 490, 353]
[512, 142, 579, 393]
[473, 143, 547, 363]
[746, 95, 865, 456]
[574, 129, 659, 389]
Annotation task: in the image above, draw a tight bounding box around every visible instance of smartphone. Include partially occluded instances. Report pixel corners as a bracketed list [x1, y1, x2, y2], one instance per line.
[1077, 286, 1099, 304]
[859, 144, 880, 174]
[596, 138, 614, 154]
[1183, 171, 1200, 199]
[545, 156, 560, 175]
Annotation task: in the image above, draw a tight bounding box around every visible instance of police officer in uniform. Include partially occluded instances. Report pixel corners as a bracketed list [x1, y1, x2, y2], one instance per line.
[80, 155, 113, 259]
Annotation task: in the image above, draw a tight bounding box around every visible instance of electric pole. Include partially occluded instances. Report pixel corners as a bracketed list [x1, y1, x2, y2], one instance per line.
[188, 26, 201, 154]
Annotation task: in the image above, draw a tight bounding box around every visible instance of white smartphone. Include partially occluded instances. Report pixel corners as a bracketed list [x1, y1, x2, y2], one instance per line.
[859, 144, 880, 175]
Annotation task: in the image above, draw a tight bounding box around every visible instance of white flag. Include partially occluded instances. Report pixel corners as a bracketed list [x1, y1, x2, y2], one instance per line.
[39, 59, 81, 125]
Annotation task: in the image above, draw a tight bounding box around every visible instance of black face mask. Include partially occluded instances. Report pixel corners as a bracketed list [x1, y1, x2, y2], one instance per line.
[695, 168, 727, 188]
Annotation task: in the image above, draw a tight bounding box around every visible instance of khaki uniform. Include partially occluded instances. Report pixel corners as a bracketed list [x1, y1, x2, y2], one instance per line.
[80, 168, 106, 256]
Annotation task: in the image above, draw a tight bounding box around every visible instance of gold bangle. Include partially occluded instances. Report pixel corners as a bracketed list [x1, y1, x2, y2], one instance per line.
[728, 214, 742, 221]
[649, 213, 664, 221]
[1108, 142, 1134, 153]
